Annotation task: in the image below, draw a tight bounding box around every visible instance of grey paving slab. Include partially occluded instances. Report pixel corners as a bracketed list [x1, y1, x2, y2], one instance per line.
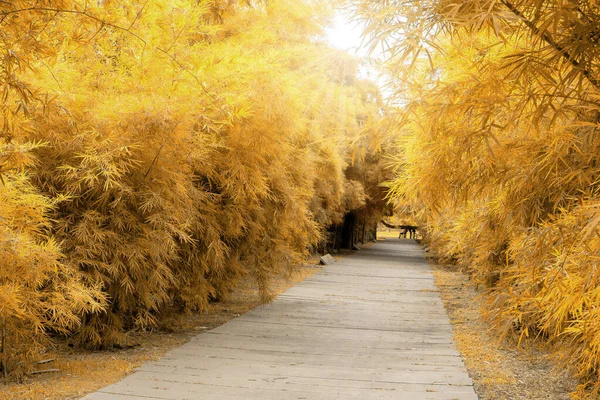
[82, 239, 478, 400]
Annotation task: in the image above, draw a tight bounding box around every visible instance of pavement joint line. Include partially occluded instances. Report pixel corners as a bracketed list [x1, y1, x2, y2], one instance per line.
[128, 373, 475, 388]
[221, 319, 458, 334]
[97, 390, 169, 399]
[161, 344, 465, 358]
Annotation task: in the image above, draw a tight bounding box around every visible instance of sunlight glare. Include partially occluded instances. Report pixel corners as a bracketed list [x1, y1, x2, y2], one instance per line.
[326, 14, 367, 56]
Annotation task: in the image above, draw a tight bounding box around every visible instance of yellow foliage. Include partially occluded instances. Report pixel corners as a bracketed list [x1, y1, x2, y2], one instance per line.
[352, 0, 600, 396]
[0, 0, 388, 374]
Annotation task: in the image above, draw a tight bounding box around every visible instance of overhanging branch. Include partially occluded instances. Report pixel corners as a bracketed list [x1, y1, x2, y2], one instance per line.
[500, 0, 600, 90]
[380, 220, 417, 230]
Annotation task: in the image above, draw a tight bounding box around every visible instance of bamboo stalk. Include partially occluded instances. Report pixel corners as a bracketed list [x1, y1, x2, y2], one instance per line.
[1, 317, 7, 380]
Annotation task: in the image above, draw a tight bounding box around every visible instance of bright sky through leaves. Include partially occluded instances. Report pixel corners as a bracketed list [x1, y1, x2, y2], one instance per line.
[326, 13, 366, 56]
[325, 11, 390, 100]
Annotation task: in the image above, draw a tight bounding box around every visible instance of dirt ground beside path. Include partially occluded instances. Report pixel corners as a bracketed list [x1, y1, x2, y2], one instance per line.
[430, 260, 577, 399]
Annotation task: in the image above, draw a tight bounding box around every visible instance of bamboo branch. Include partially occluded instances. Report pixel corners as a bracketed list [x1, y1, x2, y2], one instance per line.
[155, 46, 220, 103]
[143, 141, 165, 180]
[380, 220, 417, 230]
[0, 7, 146, 46]
[30, 368, 60, 375]
[500, 0, 600, 90]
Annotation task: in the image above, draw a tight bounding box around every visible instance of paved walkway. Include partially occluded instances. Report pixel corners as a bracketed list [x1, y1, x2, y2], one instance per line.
[83, 239, 477, 400]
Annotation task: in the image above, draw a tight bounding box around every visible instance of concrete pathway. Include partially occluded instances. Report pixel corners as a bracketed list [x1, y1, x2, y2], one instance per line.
[83, 239, 477, 400]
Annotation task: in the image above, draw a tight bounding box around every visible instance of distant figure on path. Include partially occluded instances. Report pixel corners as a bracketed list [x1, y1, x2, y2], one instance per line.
[381, 220, 418, 239]
[398, 226, 417, 239]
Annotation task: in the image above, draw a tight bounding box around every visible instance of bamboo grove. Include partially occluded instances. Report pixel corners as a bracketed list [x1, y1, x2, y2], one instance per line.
[0, 0, 391, 377]
[351, 0, 600, 397]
